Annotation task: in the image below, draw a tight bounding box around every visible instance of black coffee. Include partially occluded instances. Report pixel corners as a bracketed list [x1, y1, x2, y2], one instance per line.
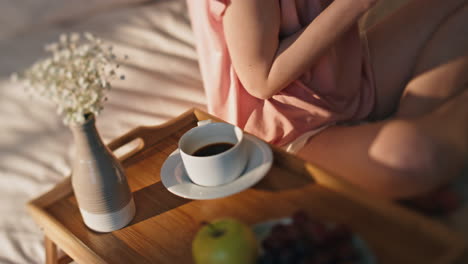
[192, 142, 234, 157]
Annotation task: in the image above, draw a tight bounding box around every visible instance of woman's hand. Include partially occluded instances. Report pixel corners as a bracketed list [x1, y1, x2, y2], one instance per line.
[223, 0, 370, 99]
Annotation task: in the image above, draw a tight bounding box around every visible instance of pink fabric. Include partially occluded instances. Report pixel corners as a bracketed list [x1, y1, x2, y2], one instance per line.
[187, 0, 375, 146]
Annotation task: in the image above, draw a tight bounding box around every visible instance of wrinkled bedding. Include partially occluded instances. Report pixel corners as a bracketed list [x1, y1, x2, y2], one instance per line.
[1, 1, 205, 262]
[1, 0, 467, 263]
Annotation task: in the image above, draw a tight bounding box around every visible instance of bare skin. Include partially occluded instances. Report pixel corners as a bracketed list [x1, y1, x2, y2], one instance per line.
[366, 0, 468, 119]
[297, 1, 468, 198]
[223, 0, 375, 99]
[222, 0, 468, 198]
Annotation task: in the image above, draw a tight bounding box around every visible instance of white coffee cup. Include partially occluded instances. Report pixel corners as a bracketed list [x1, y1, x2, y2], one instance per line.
[178, 122, 248, 187]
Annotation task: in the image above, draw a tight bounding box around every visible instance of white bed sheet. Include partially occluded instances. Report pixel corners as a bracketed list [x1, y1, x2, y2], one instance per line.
[1, 0, 205, 263]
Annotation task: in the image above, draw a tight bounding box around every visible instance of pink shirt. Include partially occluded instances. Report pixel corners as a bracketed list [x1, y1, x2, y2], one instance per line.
[187, 0, 375, 146]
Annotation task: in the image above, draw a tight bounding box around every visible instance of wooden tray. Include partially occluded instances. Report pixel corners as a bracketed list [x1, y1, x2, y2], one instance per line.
[28, 108, 466, 264]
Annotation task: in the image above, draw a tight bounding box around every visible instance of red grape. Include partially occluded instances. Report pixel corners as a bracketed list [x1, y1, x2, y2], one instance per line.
[258, 210, 364, 264]
[292, 210, 309, 227]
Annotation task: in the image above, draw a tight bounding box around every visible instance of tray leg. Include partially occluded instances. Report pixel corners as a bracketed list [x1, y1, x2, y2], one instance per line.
[45, 236, 57, 264]
[44, 235, 74, 264]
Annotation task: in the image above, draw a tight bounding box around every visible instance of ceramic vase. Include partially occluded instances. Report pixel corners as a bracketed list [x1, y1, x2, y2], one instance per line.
[70, 114, 135, 232]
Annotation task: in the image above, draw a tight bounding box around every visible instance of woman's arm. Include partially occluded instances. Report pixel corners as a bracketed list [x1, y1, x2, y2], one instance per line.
[223, 0, 376, 99]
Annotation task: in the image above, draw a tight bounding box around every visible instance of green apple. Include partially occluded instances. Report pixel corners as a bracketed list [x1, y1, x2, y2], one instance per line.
[192, 218, 258, 264]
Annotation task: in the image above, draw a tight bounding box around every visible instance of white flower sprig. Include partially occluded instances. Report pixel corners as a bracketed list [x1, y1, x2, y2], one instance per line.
[11, 32, 126, 125]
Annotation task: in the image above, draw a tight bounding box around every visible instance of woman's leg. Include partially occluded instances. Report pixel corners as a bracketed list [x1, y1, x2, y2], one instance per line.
[365, 0, 467, 119]
[297, 5, 468, 198]
[297, 90, 468, 199]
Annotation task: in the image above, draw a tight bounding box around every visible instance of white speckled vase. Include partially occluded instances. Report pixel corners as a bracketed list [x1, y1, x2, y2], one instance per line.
[70, 115, 135, 233]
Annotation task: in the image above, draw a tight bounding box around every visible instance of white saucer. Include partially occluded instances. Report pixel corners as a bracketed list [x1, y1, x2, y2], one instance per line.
[160, 134, 273, 200]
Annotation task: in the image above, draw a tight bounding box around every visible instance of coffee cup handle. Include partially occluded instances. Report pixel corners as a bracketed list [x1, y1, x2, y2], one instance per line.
[197, 119, 213, 127]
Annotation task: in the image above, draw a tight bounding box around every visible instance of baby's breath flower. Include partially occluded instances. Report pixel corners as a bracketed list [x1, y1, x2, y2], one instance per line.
[11, 32, 126, 125]
[59, 34, 67, 44]
[84, 32, 93, 40]
[70, 32, 80, 43]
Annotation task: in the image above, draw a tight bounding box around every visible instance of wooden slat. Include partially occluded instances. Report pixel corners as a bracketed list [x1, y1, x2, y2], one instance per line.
[27, 204, 106, 264]
[30, 177, 72, 209]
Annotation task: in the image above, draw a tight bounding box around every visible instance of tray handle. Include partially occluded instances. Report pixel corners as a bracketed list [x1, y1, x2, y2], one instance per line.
[108, 126, 148, 161]
[107, 108, 208, 162]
